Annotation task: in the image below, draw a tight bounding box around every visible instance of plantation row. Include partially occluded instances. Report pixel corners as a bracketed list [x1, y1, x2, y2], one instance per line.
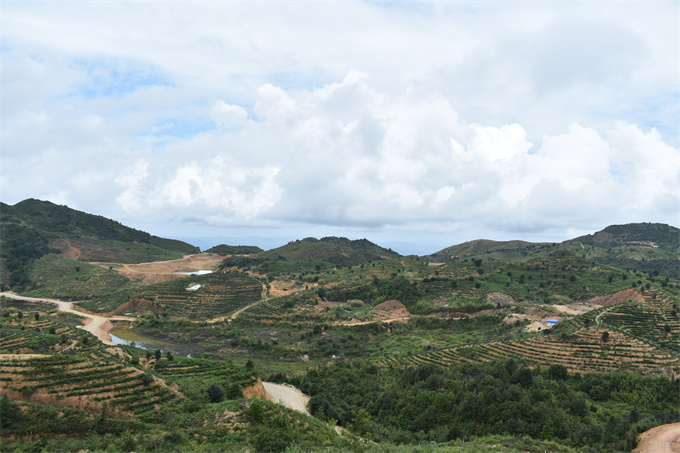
[379, 327, 678, 376]
[599, 291, 679, 351]
[0, 355, 180, 415]
[153, 357, 255, 388]
[240, 299, 288, 319]
[138, 272, 262, 319]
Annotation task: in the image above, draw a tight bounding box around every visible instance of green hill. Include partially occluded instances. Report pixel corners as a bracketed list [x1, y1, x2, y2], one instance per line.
[424, 239, 557, 263]
[220, 237, 401, 276]
[261, 237, 400, 263]
[204, 244, 264, 255]
[561, 223, 680, 277]
[424, 223, 679, 278]
[0, 199, 199, 289]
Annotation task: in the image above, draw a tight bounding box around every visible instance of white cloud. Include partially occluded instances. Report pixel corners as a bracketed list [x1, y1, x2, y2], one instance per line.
[2, 1, 677, 246]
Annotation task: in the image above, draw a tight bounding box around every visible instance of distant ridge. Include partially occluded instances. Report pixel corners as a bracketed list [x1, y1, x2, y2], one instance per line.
[259, 236, 400, 264]
[424, 239, 557, 263]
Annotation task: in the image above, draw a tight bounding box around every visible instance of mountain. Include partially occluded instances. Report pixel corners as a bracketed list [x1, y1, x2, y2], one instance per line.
[424, 223, 679, 278]
[423, 239, 557, 263]
[260, 237, 399, 263]
[562, 222, 680, 278]
[204, 244, 264, 255]
[0, 199, 199, 288]
[219, 236, 401, 276]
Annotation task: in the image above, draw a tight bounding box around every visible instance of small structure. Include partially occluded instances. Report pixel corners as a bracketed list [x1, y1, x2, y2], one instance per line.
[546, 318, 560, 327]
[186, 284, 202, 291]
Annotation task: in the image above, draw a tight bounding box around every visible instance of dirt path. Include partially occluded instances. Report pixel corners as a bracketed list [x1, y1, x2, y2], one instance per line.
[635, 422, 680, 452]
[596, 306, 614, 326]
[0, 354, 50, 360]
[221, 281, 270, 323]
[336, 317, 410, 327]
[0, 292, 133, 346]
[262, 382, 310, 415]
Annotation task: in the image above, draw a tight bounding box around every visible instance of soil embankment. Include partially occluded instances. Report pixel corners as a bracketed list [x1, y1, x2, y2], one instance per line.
[262, 382, 310, 415]
[634, 422, 680, 453]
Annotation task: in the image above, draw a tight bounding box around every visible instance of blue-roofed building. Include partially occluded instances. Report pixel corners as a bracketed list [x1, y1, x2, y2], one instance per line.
[547, 318, 560, 327]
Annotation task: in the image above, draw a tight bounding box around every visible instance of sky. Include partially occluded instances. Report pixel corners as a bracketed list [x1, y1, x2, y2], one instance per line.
[2, 1, 679, 255]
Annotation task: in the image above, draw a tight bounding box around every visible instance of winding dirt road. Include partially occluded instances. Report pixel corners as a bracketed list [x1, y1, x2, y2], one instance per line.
[0, 292, 133, 345]
[634, 422, 680, 453]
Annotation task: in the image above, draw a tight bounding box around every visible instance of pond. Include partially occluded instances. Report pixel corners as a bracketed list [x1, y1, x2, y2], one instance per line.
[109, 328, 197, 357]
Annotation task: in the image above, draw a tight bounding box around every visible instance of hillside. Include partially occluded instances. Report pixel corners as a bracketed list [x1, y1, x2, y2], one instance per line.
[0, 199, 199, 289]
[220, 236, 400, 276]
[424, 239, 557, 263]
[204, 244, 263, 255]
[424, 223, 679, 278]
[562, 223, 680, 277]
[1, 206, 679, 452]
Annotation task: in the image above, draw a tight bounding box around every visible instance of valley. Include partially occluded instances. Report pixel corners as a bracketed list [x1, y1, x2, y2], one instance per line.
[0, 199, 679, 452]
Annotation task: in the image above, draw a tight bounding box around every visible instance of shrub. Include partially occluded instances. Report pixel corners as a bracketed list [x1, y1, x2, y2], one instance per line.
[206, 384, 225, 403]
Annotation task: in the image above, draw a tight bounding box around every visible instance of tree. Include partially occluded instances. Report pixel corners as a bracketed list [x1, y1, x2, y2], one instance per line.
[154, 349, 162, 360]
[206, 384, 225, 403]
[17, 312, 23, 320]
[548, 364, 568, 380]
[166, 351, 173, 361]
[601, 331, 610, 343]
[34, 312, 40, 321]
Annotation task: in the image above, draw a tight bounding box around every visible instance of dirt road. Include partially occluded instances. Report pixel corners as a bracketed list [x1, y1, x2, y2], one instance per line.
[0, 292, 133, 345]
[262, 382, 310, 415]
[635, 422, 680, 453]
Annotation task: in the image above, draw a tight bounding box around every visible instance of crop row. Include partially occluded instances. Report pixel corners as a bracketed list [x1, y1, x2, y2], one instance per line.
[0, 356, 180, 415]
[139, 273, 262, 319]
[380, 327, 678, 375]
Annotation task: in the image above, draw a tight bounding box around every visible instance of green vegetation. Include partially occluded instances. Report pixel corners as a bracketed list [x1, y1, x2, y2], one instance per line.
[26, 254, 139, 300]
[205, 244, 263, 255]
[221, 237, 400, 277]
[0, 199, 198, 290]
[2, 207, 679, 452]
[283, 359, 678, 451]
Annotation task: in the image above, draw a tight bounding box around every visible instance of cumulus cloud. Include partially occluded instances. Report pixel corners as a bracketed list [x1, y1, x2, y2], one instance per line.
[101, 75, 677, 235]
[2, 1, 677, 246]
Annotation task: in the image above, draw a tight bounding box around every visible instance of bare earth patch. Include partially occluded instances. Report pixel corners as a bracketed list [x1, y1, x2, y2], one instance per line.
[100, 253, 225, 285]
[587, 289, 644, 307]
[634, 422, 680, 453]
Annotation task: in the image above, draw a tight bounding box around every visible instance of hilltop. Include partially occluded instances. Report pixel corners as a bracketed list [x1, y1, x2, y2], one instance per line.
[219, 236, 400, 277]
[424, 223, 679, 278]
[0, 199, 198, 289]
[424, 239, 557, 263]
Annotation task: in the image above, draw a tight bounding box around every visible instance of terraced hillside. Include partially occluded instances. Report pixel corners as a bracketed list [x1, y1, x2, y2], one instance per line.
[0, 355, 180, 415]
[381, 327, 678, 375]
[379, 286, 680, 377]
[137, 271, 263, 319]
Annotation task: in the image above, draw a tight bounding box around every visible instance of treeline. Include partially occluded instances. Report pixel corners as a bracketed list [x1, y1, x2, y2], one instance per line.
[280, 359, 678, 451]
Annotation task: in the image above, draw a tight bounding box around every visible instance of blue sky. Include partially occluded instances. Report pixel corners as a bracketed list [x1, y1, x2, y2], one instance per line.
[2, 1, 678, 254]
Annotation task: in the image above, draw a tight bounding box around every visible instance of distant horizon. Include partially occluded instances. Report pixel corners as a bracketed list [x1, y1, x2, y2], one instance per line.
[4, 197, 677, 257]
[3, 2, 677, 255]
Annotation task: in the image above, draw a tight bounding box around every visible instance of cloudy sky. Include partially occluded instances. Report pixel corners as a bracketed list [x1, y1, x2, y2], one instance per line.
[2, 1, 678, 254]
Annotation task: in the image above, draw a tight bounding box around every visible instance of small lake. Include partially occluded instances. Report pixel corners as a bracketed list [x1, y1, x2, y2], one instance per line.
[109, 328, 196, 357]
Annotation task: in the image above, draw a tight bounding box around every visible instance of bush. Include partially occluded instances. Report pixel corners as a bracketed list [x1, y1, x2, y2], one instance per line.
[206, 384, 225, 403]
